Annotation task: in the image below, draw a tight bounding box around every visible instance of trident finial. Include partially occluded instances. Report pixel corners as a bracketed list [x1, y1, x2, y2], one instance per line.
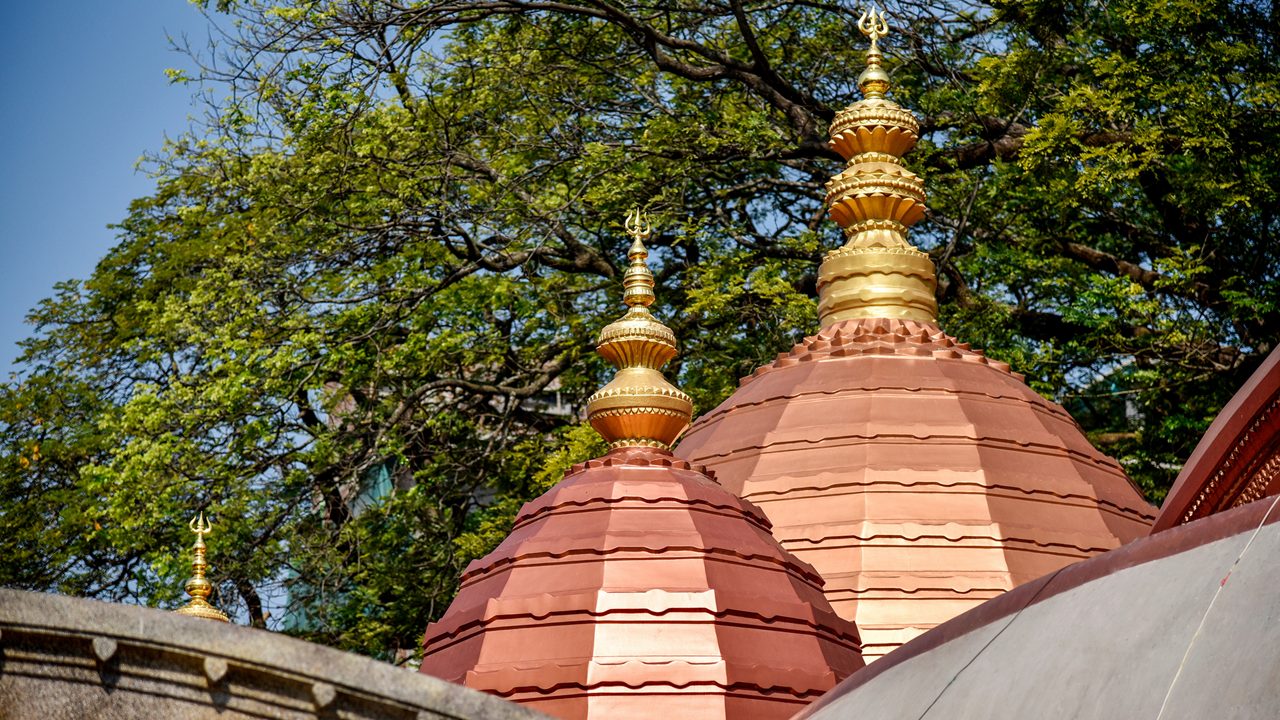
[190, 512, 212, 542]
[175, 511, 229, 622]
[624, 206, 651, 244]
[858, 6, 889, 54]
[855, 6, 892, 99]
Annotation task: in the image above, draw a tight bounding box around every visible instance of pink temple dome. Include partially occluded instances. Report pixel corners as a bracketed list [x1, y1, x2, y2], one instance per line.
[676, 317, 1156, 660]
[420, 446, 864, 719]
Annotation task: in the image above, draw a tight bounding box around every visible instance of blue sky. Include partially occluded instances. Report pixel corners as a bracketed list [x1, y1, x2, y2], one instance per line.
[0, 1, 211, 375]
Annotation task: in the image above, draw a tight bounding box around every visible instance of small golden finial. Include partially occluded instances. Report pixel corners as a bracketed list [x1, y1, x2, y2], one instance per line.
[585, 209, 693, 450]
[175, 512, 230, 622]
[856, 6, 892, 99]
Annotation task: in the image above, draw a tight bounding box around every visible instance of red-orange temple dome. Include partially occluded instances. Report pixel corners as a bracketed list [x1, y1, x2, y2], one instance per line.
[674, 12, 1156, 661]
[419, 448, 864, 719]
[419, 212, 864, 719]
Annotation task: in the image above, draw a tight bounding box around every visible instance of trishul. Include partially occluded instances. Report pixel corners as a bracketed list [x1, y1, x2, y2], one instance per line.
[190, 512, 213, 541]
[624, 206, 651, 243]
[858, 6, 889, 56]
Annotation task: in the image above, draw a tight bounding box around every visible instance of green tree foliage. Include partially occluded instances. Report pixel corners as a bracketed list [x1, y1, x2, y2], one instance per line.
[1, 0, 1276, 660]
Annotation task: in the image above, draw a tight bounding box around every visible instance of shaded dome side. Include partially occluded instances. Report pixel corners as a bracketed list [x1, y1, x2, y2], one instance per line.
[675, 319, 1156, 660]
[419, 447, 865, 720]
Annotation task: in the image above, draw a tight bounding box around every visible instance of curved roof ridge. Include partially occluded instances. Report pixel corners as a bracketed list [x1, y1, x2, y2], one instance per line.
[424, 598, 863, 652]
[474, 660, 840, 699]
[1154, 346, 1280, 531]
[694, 383, 1079, 429]
[685, 431, 1131, 473]
[457, 539, 829, 587]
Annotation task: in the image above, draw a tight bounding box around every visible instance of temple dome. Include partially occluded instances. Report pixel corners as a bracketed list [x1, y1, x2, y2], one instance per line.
[419, 213, 864, 718]
[419, 447, 864, 719]
[675, 12, 1156, 660]
[675, 319, 1156, 660]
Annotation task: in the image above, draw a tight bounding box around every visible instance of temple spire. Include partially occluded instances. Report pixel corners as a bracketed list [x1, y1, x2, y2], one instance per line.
[175, 513, 230, 622]
[585, 209, 693, 449]
[818, 6, 937, 326]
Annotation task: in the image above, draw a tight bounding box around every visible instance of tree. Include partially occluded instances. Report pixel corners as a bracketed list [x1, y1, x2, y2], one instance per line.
[1, 0, 1276, 660]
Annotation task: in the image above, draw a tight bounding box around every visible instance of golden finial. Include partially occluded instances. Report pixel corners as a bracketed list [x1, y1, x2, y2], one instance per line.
[858, 7, 889, 56]
[584, 209, 693, 450]
[856, 6, 892, 99]
[624, 206, 652, 243]
[175, 513, 230, 622]
[817, 5, 936, 326]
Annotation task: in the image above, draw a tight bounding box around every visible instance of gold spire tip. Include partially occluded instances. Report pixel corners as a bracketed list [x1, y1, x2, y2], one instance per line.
[584, 208, 692, 449]
[621, 207, 656, 309]
[190, 511, 211, 542]
[624, 206, 651, 245]
[175, 511, 230, 623]
[858, 6, 889, 53]
[856, 6, 891, 99]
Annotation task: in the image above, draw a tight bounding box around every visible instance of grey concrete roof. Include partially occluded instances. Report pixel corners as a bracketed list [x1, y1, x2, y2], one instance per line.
[0, 588, 548, 719]
[797, 497, 1280, 720]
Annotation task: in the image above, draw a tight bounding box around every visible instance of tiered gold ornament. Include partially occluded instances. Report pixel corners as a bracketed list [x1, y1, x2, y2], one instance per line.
[819, 7, 937, 326]
[585, 209, 694, 449]
[174, 513, 230, 622]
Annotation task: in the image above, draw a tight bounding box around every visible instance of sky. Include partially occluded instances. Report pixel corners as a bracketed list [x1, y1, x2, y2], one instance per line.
[0, 1, 212, 375]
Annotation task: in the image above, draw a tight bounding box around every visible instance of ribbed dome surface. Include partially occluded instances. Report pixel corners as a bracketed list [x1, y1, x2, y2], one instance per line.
[675, 318, 1156, 660]
[419, 446, 865, 720]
